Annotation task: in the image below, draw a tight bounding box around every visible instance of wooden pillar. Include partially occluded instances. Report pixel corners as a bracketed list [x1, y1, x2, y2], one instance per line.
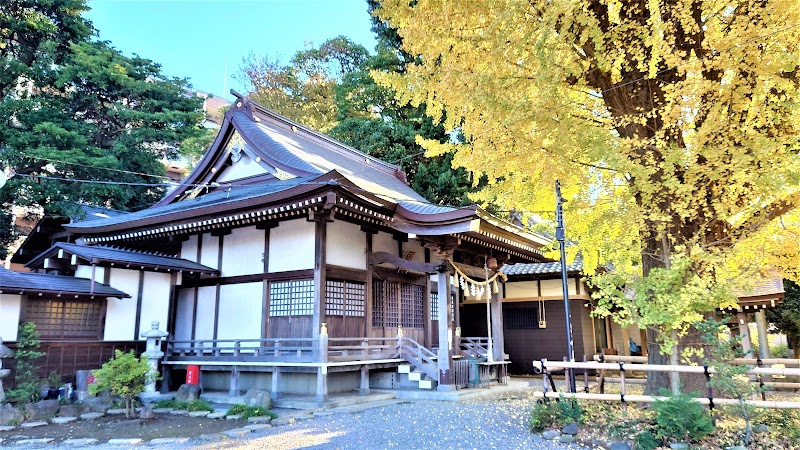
[360, 366, 370, 395]
[229, 366, 240, 397]
[312, 215, 329, 342]
[436, 268, 454, 391]
[424, 276, 432, 348]
[316, 366, 328, 403]
[490, 285, 504, 361]
[755, 310, 771, 359]
[271, 368, 281, 401]
[364, 229, 375, 339]
[620, 325, 631, 357]
[737, 311, 753, 357]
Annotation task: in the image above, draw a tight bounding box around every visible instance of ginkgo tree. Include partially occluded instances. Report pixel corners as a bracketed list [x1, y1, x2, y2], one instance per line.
[374, 0, 800, 393]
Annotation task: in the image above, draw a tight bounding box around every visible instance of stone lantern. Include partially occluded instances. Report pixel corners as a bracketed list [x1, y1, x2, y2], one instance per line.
[139, 321, 168, 400]
[0, 337, 14, 403]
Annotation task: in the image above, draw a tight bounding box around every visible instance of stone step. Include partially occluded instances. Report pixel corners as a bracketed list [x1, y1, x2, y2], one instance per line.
[63, 438, 99, 446]
[15, 438, 54, 445]
[51, 416, 78, 425]
[107, 438, 144, 445]
[19, 422, 47, 429]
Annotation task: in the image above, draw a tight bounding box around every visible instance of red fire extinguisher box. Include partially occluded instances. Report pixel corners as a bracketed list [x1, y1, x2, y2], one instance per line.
[186, 365, 200, 385]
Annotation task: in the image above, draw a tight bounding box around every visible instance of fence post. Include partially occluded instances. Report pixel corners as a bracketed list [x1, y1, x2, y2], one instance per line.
[704, 364, 715, 424]
[757, 357, 767, 401]
[274, 341, 282, 358]
[583, 355, 589, 393]
[319, 323, 328, 363]
[619, 362, 627, 415]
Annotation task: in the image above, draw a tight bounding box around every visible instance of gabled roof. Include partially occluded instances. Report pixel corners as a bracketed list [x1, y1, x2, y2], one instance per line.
[0, 267, 129, 298]
[26, 242, 218, 275]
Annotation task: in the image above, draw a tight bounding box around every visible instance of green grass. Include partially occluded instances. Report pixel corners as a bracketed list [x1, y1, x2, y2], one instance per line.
[225, 403, 278, 420]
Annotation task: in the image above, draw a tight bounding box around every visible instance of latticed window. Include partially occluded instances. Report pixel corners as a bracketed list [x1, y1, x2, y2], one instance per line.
[326, 280, 365, 316]
[503, 307, 539, 329]
[431, 292, 438, 319]
[269, 279, 314, 316]
[24, 299, 102, 339]
[373, 280, 424, 329]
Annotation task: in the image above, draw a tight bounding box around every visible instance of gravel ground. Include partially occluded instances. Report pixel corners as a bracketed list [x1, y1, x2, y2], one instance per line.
[17, 394, 575, 450]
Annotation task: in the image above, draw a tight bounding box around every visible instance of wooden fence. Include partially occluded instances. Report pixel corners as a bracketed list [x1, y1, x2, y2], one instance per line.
[533, 359, 800, 411]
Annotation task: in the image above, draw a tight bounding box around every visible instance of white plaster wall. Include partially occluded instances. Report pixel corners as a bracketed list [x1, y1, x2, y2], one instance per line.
[326, 221, 365, 269]
[0, 294, 22, 341]
[201, 234, 220, 269]
[182, 235, 199, 262]
[269, 219, 314, 272]
[540, 279, 577, 296]
[138, 271, 171, 339]
[217, 282, 263, 344]
[74, 265, 106, 281]
[104, 268, 140, 340]
[403, 239, 427, 265]
[216, 154, 268, 183]
[505, 281, 537, 299]
[173, 289, 195, 343]
[194, 286, 216, 341]
[372, 231, 397, 256]
[221, 226, 265, 276]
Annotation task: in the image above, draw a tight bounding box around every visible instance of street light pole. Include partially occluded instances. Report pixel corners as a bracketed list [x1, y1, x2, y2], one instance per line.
[555, 180, 576, 393]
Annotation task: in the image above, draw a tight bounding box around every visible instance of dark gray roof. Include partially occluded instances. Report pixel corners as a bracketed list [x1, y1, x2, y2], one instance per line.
[397, 201, 459, 215]
[0, 267, 129, 298]
[502, 258, 583, 276]
[67, 176, 313, 230]
[73, 204, 128, 222]
[251, 113, 427, 203]
[27, 243, 218, 274]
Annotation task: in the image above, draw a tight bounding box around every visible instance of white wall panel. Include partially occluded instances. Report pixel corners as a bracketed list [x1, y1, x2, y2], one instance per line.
[269, 219, 314, 272]
[182, 235, 199, 262]
[373, 231, 397, 255]
[200, 234, 219, 269]
[173, 288, 195, 343]
[540, 279, 577, 296]
[505, 281, 537, 299]
[138, 272, 171, 339]
[104, 268, 140, 340]
[74, 265, 105, 281]
[221, 226, 265, 276]
[404, 239, 426, 264]
[194, 286, 216, 341]
[0, 294, 22, 341]
[217, 282, 263, 343]
[326, 221, 365, 269]
[216, 154, 268, 183]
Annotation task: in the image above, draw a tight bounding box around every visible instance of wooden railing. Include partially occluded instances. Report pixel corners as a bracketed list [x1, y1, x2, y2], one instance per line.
[453, 358, 471, 388]
[399, 337, 439, 380]
[533, 359, 800, 410]
[458, 337, 491, 359]
[327, 337, 403, 362]
[166, 338, 318, 362]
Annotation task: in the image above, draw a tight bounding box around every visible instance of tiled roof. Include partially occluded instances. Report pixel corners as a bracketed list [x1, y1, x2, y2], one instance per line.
[73, 204, 128, 222]
[0, 267, 129, 298]
[67, 176, 312, 230]
[502, 258, 583, 276]
[735, 276, 785, 299]
[26, 243, 218, 274]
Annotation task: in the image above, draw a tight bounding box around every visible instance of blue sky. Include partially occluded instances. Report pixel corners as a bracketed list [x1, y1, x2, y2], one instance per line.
[86, 0, 378, 100]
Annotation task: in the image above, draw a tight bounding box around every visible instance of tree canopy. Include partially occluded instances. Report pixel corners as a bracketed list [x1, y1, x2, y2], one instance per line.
[375, 0, 800, 390]
[0, 11, 204, 258]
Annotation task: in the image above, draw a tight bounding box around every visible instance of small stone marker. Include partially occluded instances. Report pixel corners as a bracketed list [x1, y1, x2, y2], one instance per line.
[64, 438, 100, 446]
[107, 438, 144, 445]
[542, 430, 560, 440]
[221, 428, 252, 438]
[139, 406, 155, 420]
[188, 410, 210, 417]
[206, 411, 226, 419]
[244, 424, 272, 431]
[15, 438, 54, 445]
[19, 421, 47, 429]
[80, 412, 105, 420]
[150, 437, 190, 444]
[51, 416, 78, 424]
[246, 416, 272, 423]
[558, 435, 577, 444]
[106, 408, 127, 415]
[225, 414, 243, 420]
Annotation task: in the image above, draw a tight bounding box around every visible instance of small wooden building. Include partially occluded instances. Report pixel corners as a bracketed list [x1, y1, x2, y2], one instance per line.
[7, 94, 554, 402]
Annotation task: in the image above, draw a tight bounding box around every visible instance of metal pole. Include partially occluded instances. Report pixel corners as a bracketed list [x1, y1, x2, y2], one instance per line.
[556, 180, 576, 392]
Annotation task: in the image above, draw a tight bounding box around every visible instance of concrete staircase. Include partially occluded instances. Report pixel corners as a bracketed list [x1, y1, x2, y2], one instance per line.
[397, 363, 438, 390]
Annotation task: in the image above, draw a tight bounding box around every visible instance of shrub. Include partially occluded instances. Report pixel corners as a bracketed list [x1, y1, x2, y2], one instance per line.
[6, 323, 45, 403]
[90, 350, 157, 418]
[225, 403, 277, 420]
[652, 393, 714, 443]
[528, 398, 583, 432]
[186, 399, 214, 412]
[635, 430, 660, 450]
